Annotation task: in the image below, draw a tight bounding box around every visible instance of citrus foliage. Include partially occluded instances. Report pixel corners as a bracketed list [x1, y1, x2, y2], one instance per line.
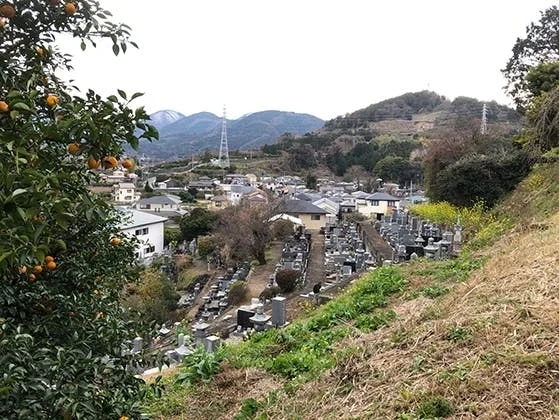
[0, 1, 157, 418]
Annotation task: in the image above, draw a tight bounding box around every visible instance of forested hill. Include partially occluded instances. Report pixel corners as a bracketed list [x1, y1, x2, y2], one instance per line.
[323, 90, 521, 133]
[261, 91, 523, 179]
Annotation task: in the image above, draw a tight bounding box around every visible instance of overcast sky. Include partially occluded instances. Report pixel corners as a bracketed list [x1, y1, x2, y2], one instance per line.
[58, 0, 557, 120]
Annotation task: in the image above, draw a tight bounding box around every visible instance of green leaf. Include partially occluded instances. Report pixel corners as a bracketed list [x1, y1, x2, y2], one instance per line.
[12, 189, 27, 197]
[112, 43, 120, 56]
[117, 89, 127, 100]
[130, 92, 144, 101]
[12, 103, 31, 111]
[80, 40, 86, 51]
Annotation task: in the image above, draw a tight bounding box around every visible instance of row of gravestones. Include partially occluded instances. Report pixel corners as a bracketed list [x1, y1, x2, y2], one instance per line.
[267, 234, 311, 289]
[322, 221, 372, 290]
[193, 262, 251, 323]
[375, 208, 462, 262]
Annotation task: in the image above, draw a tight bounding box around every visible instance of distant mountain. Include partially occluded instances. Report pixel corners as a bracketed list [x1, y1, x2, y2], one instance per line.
[149, 110, 186, 131]
[137, 110, 324, 160]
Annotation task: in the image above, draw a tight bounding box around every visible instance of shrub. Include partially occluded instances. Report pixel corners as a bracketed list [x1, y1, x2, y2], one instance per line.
[417, 395, 454, 418]
[197, 235, 216, 258]
[272, 219, 295, 240]
[259, 286, 282, 301]
[228, 281, 249, 306]
[175, 346, 222, 386]
[275, 269, 300, 293]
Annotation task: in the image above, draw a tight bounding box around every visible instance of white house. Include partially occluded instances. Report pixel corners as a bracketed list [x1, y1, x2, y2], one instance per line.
[352, 191, 399, 219]
[118, 209, 168, 260]
[135, 195, 182, 212]
[112, 182, 140, 204]
[312, 197, 340, 225]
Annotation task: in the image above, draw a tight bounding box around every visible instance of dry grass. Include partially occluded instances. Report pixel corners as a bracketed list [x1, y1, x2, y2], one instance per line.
[257, 212, 559, 419]
[149, 164, 559, 419]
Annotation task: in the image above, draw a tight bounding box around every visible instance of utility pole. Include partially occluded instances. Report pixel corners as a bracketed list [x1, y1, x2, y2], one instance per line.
[480, 103, 488, 135]
[218, 105, 230, 168]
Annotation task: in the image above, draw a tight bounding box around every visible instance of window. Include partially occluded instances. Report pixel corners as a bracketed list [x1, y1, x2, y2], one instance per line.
[144, 245, 155, 254]
[311, 214, 321, 221]
[371, 200, 379, 206]
[135, 227, 149, 235]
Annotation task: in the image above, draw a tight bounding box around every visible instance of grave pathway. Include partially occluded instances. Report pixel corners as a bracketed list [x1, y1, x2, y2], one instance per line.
[286, 230, 325, 320]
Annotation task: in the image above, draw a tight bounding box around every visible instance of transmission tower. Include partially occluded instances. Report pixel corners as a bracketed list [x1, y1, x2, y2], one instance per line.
[218, 105, 230, 168]
[480, 103, 488, 135]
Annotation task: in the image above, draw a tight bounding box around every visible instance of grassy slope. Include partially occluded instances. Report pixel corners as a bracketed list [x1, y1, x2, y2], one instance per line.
[145, 162, 559, 420]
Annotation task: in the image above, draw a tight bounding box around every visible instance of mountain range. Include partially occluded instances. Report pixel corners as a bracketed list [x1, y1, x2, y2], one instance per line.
[136, 91, 522, 161]
[136, 110, 325, 160]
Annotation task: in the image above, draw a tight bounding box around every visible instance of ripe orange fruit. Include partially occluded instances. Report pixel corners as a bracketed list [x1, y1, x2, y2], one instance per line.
[122, 159, 133, 169]
[36, 47, 45, 57]
[87, 158, 101, 169]
[29, 273, 36, 282]
[103, 156, 118, 169]
[0, 101, 8, 113]
[110, 237, 121, 246]
[45, 256, 54, 263]
[46, 261, 57, 270]
[32, 265, 43, 274]
[0, 4, 16, 18]
[64, 2, 76, 15]
[19, 266, 27, 274]
[68, 142, 80, 155]
[46, 94, 59, 108]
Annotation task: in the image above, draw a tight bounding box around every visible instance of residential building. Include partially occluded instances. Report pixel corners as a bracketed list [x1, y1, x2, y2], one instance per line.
[278, 199, 327, 231]
[352, 191, 399, 219]
[312, 197, 340, 225]
[112, 182, 140, 204]
[135, 194, 182, 213]
[118, 209, 167, 260]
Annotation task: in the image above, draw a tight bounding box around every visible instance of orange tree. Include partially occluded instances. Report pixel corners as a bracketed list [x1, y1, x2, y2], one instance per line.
[0, 1, 158, 418]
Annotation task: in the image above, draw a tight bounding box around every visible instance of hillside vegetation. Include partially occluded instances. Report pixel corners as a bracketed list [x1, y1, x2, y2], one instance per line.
[143, 161, 559, 419]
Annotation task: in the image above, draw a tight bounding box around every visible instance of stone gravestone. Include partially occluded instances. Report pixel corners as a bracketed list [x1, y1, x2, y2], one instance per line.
[271, 296, 287, 327]
[204, 335, 221, 353]
[237, 308, 256, 329]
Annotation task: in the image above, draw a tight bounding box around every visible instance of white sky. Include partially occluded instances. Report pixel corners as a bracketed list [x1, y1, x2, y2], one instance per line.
[58, 0, 558, 120]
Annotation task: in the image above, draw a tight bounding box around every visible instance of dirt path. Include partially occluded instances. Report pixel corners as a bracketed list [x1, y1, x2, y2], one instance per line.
[244, 240, 284, 303]
[285, 230, 325, 320]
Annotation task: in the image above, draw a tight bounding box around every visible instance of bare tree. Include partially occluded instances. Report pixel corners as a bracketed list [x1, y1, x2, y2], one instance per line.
[214, 202, 276, 266]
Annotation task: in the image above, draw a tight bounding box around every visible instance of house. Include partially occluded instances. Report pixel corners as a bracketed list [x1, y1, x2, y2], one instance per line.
[118, 209, 168, 260]
[135, 194, 182, 213]
[245, 173, 258, 187]
[155, 178, 185, 190]
[312, 197, 340, 225]
[112, 182, 140, 204]
[188, 176, 216, 191]
[99, 169, 131, 185]
[352, 191, 399, 219]
[278, 199, 327, 231]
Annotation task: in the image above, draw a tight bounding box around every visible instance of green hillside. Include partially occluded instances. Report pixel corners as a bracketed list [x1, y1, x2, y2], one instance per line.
[143, 160, 559, 419]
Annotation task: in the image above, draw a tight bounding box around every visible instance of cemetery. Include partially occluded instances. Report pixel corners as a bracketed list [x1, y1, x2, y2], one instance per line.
[138, 206, 464, 376]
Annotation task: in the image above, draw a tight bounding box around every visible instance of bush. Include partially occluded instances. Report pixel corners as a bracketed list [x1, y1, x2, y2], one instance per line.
[275, 269, 300, 293]
[124, 269, 180, 324]
[272, 219, 295, 240]
[259, 286, 282, 301]
[417, 395, 454, 418]
[197, 235, 216, 258]
[228, 281, 249, 306]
